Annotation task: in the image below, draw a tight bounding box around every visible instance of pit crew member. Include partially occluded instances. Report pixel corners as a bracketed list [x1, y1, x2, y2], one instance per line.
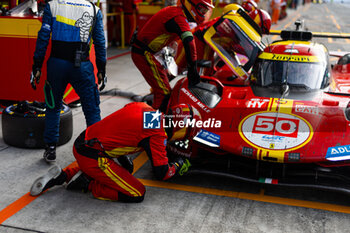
[131, 0, 214, 112]
[30, 102, 201, 202]
[31, 0, 107, 163]
[176, 6, 271, 76]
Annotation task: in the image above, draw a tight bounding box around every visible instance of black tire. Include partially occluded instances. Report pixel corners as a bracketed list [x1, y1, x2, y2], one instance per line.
[2, 101, 73, 148]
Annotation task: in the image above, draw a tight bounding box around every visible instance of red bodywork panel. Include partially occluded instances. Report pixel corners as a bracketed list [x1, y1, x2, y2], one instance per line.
[169, 76, 350, 164]
[168, 38, 350, 164]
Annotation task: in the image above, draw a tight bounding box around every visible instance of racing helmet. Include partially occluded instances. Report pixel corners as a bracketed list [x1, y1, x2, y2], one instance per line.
[222, 3, 243, 14]
[337, 53, 350, 65]
[241, 0, 258, 12]
[248, 9, 271, 34]
[181, 0, 215, 24]
[167, 104, 202, 141]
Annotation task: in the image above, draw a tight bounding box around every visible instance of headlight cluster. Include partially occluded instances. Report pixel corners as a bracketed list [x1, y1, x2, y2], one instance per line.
[345, 101, 350, 121]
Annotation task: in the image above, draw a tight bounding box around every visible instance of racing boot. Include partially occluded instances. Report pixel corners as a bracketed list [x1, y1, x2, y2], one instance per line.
[66, 171, 91, 193]
[43, 143, 56, 163]
[30, 165, 67, 196]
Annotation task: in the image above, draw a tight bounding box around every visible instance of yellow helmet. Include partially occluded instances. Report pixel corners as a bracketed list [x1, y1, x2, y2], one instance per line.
[181, 0, 215, 24]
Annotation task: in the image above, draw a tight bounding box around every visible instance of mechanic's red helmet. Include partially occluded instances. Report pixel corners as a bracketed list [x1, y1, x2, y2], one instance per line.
[241, 0, 258, 12]
[181, 0, 215, 24]
[249, 9, 271, 34]
[167, 104, 202, 141]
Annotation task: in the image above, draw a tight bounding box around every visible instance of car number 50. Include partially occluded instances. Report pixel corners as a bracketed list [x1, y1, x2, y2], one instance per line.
[252, 116, 299, 138]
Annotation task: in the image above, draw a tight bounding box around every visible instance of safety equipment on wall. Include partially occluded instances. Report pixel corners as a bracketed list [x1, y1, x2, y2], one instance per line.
[248, 9, 271, 34]
[241, 0, 258, 13]
[181, 0, 214, 24]
[167, 103, 202, 141]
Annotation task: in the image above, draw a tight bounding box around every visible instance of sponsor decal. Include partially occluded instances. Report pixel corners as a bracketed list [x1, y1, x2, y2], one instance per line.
[75, 12, 94, 42]
[193, 129, 220, 147]
[295, 104, 319, 115]
[66, 2, 91, 7]
[258, 52, 319, 63]
[246, 99, 269, 108]
[326, 145, 350, 161]
[252, 115, 299, 138]
[181, 88, 211, 113]
[239, 112, 313, 150]
[262, 135, 284, 141]
[42, 23, 51, 31]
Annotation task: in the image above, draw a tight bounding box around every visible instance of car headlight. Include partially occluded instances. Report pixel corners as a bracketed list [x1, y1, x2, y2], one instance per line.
[345, 101, 350, 121]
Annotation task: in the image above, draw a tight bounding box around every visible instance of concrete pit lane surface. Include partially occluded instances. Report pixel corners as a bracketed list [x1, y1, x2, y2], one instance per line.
[1, 3, 350, 233]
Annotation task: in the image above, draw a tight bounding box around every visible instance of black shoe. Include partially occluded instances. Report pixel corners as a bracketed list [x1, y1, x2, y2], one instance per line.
[66, 171, 90, 193]
[117, 156, 134, 174]
[43, 144, 56, 163]
[30, 165, 67, 196]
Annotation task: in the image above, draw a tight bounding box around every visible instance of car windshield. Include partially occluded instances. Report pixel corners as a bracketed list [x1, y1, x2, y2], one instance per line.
[211, 18, 260, 71]
[256, 60, 326, 90]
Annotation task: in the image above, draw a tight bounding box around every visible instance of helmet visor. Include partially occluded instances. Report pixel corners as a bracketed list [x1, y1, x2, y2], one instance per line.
[196, 3, 210, 16]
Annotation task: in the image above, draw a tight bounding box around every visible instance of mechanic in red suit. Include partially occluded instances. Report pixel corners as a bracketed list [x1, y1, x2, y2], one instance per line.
[176, 5, 271, 76]
[131, 0, 214, 112]
[30, 102, 201, 202]
[123, 0, 138, 44]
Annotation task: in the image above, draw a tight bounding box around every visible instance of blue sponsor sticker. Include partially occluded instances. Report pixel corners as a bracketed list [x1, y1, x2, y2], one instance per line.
[326, 145, 350, 161]
[194, 129, 220, 147]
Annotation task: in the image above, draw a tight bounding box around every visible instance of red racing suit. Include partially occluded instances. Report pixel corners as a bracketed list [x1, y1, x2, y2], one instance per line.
[176, 17, 218, 76]
[131, 6, 197, 111]
[66, 102, 177, 201]
[176, 16, 246, 79]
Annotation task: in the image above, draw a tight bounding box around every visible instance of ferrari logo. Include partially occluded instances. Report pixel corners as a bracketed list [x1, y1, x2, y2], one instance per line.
[269, 143, 275, 149]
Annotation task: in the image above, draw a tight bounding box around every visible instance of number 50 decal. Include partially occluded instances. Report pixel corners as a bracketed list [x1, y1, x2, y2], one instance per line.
[239, 112, 313, 150]
[252, 116, 299, 138]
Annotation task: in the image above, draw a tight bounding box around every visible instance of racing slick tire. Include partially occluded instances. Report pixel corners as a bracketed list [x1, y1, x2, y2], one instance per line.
[1, 101, 73, 148]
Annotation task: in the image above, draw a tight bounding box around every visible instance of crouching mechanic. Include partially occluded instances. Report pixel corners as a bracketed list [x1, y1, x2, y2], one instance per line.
[30, 102, 201, 202]
[31, 0, 107, 163]
[131, 0, 214, 112]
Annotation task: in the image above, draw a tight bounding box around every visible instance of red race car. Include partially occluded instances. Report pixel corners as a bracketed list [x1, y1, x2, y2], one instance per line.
[167, 10, 350, 194]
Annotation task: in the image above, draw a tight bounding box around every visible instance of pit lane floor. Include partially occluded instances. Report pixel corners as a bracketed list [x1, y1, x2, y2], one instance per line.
[1, 3, 350, 233]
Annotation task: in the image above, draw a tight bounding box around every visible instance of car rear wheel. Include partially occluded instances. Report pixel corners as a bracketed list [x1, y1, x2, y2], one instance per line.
[2, 101, 73, 148]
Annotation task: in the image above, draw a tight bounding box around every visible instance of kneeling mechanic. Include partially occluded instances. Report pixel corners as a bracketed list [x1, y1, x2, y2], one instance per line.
[30, 102, 201, 202]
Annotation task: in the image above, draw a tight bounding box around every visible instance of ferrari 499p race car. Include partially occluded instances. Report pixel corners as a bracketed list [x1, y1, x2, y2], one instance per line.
[166, 9, 350, 194]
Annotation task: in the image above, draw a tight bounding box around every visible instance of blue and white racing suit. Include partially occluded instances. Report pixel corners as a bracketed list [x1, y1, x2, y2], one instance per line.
[33, 0, 106, 145]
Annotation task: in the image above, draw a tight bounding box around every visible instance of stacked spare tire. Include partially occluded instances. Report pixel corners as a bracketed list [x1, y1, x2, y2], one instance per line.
[2, 101, 73, 148]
